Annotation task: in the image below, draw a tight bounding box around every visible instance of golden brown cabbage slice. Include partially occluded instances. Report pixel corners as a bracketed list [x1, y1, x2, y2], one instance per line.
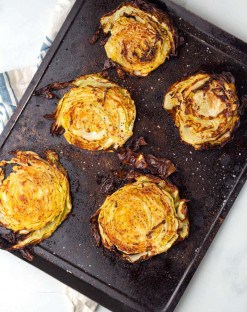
[0, 150, 72, 249]
[100, 1, 178, 76]
[51, 74, 136, 151]
[163, 72, 240, 149]
[91, 175, 189, 263]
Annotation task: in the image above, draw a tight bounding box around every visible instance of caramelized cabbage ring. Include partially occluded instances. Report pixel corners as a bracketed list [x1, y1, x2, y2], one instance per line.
[52, 74, 136, 151]
[100, 2, 177, 76]
[91, 175, 189, 263]
[0, 151, 72, 249]
[164, 72, 240, 150]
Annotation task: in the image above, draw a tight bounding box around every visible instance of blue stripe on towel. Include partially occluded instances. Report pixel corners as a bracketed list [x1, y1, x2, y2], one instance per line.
[37, 37, 53, 67]
[40, 42, 50, 52]
[0, 103, 10, 120]
[0, 73, 17, 129]
[46, 36, 53, 44]
[0, 73, 13, 105]
[4, 72, 18, 108]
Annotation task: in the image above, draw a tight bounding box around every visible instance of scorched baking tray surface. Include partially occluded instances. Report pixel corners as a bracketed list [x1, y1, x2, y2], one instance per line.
[0, 0, 246, 311]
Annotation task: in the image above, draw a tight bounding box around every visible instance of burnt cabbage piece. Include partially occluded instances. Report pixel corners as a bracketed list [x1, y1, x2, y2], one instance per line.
[0, 151, 72, 249]
[50, 74, 136, 151]
[164, 72, 240, 150]
[91, 175, 189, 263]
[100, 1, 178, 77]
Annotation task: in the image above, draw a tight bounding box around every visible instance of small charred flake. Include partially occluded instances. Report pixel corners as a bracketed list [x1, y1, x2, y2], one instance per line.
[89, 26, 101, 44]
[146, 154, 176, 179]
[50, 124, 65, 136]
[90, 211, 101, 247]
[103, 59, 116, 71]
[130, 136, 147, 151]
[34, 81, 72, 99]
[117, 137, 176, 179]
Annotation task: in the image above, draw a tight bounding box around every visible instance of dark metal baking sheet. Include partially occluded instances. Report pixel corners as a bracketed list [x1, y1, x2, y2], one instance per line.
[1, 0, 247, 311]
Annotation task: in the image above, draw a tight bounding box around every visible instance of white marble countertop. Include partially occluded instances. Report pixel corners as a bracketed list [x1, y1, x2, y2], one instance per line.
[0, 1, 246, 312]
